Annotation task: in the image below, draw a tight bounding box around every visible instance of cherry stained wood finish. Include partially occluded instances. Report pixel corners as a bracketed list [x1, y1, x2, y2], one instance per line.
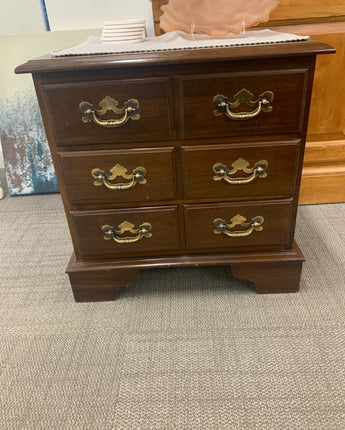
[15, 41, 334, 74]
[179, 68, 309, 139]
[58, 147, 176, 205]
[150, 0, 345, 205]
[67, 241, 305, 300]
[184, 200, 293, 251]
[231, 241, 305, 294]
[16, 42, 334, 301]
[182, 141, 299, 200]
[232, 261, 303, 294]
[42, 77, 173, 145]
[71, 206, 180, 259]
[67, 253, 139, 301]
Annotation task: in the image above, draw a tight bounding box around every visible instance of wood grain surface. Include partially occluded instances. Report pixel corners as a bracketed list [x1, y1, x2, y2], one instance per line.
[17, 41, 332, 299]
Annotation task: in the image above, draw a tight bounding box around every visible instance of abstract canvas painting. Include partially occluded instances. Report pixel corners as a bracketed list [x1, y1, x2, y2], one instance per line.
[0, 92, 58, 195]
[0, 32, 60, 195]
[0, 30, 100, 195]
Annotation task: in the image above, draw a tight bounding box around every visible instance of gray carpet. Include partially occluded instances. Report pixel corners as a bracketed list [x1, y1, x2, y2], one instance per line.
[1, 192, 345, 429]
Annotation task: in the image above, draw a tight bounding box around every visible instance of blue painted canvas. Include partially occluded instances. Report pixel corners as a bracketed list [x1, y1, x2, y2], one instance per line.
[0, 92, 59, 195]
[0, 30, 100, 196]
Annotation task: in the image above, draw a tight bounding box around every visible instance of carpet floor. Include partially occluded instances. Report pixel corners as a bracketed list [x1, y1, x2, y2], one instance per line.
[0, 192, 345, 429]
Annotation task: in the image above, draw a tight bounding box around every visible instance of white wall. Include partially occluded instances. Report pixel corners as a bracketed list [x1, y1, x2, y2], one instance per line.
[0, 0, 154, 35]
[0, 0, 45, 34]
[45, 0, 155, 36]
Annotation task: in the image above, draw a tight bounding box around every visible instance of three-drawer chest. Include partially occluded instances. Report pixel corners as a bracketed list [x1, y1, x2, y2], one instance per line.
[16, 40, 334, 301]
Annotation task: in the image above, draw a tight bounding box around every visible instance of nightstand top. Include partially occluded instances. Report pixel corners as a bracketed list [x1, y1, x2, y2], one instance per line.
[15, 40, 335, 74]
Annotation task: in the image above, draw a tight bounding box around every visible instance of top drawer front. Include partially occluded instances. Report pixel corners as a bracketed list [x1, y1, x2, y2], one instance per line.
[179, 69, 309, 139]
[43, 77, 172, 146]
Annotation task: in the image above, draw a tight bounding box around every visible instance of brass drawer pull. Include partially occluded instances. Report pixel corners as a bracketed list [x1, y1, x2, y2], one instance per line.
[102, 221, 152, 244]
[80, 96, 140, 128]
[213, 158, 268, 185]
[92, 164, 147, 191]
[213, 214, 264, 238]
[213, 89, 274, 121]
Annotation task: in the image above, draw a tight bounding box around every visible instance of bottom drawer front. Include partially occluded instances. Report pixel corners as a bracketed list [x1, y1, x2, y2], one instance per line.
[184, 201, 292, 251]
[72, 206, 179, 258]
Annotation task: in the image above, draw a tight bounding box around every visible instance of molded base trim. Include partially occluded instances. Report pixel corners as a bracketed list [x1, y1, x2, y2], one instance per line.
[66, 241, 305, 301]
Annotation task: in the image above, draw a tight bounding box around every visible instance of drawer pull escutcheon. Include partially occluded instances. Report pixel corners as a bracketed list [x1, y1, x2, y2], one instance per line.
[102, 221, 152, 244]
[213, 215, 264, 238]
[213, 89, 274, 121]
[213, 158, 268, 185]
[79, 96, 140, 128]
[92, 164, 147, 191]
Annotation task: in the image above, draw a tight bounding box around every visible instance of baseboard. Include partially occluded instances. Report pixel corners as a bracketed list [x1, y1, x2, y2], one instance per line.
[300, 135, 345, 204]
[300, 166, 345, 204]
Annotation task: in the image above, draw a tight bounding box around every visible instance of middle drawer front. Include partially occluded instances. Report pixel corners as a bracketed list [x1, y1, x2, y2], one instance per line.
[59, 147, 176, 205]
[182, 141, 299, 200]
[71, 206, 180, 259]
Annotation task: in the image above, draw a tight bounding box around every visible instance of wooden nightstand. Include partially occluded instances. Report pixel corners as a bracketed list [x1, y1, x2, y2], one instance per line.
[16, 40, 334, 301]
